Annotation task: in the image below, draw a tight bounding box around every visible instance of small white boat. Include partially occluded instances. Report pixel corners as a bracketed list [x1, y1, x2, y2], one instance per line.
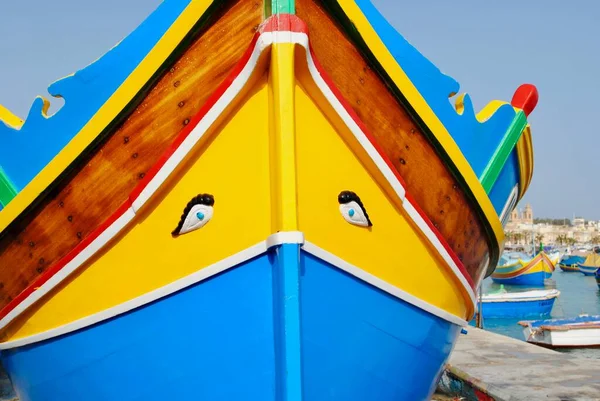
[480, 288, 559, 319]
[518, 315, 600, 348]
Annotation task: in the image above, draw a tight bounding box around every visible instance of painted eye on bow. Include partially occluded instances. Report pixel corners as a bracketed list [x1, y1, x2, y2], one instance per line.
[172, 194, 215, 237]
[338, 190, 372, 227]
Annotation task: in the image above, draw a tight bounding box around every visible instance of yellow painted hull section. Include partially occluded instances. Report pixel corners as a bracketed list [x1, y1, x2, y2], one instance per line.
[294, 82, 470, 319]
[493, 253, 555, 278]
[5, 77, 273, 340]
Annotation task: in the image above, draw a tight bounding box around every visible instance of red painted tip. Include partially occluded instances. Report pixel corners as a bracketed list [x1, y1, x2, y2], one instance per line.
[511, 84, 538, 117]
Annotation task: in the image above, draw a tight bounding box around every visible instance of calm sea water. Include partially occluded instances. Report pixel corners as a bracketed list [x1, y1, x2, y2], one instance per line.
[476, 269, 600, 359]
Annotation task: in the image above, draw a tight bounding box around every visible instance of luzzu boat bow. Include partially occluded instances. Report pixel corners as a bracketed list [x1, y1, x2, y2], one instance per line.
[0, 1, 538, 400]
[491, 252, 556, 286]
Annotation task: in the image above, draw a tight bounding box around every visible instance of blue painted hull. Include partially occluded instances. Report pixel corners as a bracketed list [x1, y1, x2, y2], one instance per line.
[596, 270, 600, 289]
[491, 270, 548, 286]
[579, 265, 599, 276]
[0, 244, 460, 401]
[481, 298, 556, 319]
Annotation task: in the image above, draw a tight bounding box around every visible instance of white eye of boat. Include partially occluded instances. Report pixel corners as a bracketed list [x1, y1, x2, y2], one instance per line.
[338, 191, 372, 227]
[172, 194, 215, 237]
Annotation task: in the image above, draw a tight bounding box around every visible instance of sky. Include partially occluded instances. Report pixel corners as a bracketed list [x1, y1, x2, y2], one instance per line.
[0, 0, 599, 219]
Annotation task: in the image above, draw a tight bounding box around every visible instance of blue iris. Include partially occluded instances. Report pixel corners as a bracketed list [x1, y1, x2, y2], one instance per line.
[196, 211, 205, 221]
[348, 208, 355, 217]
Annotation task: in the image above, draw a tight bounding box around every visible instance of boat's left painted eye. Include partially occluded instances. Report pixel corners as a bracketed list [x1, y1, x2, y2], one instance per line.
[338, 191, 372, 227]
[172, 194, 215, 237]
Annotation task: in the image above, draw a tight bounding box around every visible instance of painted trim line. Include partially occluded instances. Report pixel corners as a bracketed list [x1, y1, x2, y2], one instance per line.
[0, 236, 466, 350]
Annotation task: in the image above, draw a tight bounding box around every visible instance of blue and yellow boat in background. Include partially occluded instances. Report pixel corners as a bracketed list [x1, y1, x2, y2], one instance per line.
[0, 1, 538, 400]
[491, 252, 556, 286]
[559, 253, 585, 272]
[578, 253, 600, 276]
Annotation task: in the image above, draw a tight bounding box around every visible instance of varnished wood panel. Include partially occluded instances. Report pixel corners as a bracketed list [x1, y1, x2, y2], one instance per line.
[296, 0, 492, 284]
[0, 0, 263, 310]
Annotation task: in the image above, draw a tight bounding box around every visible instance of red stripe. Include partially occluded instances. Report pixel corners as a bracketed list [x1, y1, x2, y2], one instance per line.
[491, 253, 551, 279]
[129, 32, 262, 203]
[0, 201, 132, 322]
[306, 45, 476, 291]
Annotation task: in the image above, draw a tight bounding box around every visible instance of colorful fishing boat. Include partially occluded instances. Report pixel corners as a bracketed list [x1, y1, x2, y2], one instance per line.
[480, 287, 559, 319]
[0, 1, 538, 400]
[558, 253, 585, 272]
[578, 253, 600, 276]
[596, 269, 600, 289]
[519, 315, 600, 348]
[491, 251, 555, 286]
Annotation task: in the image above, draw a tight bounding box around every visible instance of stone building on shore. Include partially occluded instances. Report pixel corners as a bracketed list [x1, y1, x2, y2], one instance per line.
[504, 204, 600, 248]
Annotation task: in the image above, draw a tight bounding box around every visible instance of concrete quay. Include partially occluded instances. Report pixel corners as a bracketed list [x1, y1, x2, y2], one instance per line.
[437, 327, 600, 401]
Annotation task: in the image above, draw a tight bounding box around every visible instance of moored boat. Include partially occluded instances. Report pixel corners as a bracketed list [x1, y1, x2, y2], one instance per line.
[491, 251, 555, 286]
[578, 253, 600, 276]
[480, 287, 559, 319]
[519, 315, 600, 348]
[558, 252, 586, 272]
[596, 269, 600, 289]
[0, 1, 538, 400]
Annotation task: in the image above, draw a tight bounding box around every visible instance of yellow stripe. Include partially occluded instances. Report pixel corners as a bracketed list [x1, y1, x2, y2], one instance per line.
[269, 42, 299, 231]
[0, 104, 24, 129]
[338, 0, 504, 246]
[0, 0, 213, 233]
[516, 125, 534, 199]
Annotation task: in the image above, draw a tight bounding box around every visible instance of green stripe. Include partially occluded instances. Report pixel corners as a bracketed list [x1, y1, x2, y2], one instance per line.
[266, 0, 295, 16]
[479, 111, 528, 193]
[0, 166, 17, 207]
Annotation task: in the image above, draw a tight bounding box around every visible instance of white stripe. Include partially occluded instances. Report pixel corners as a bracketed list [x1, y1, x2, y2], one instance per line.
[1, 234, 467, 349]
[132, 34, 273, 212]
[0, 231, 310, 349]
[0, 207, 136, 331]
[292, 35, 476, 308]
[302, 241, 467, 327]
[499, 184, 519, 226]
[402, 201, 477, 307]
[266, 231, 304, 248]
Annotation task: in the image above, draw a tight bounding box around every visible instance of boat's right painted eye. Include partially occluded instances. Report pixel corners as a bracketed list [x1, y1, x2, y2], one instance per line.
[338, 190, 372, 227]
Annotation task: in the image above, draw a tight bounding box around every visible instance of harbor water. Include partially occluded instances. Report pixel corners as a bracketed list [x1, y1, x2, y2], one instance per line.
[477, 269, 600, 358]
